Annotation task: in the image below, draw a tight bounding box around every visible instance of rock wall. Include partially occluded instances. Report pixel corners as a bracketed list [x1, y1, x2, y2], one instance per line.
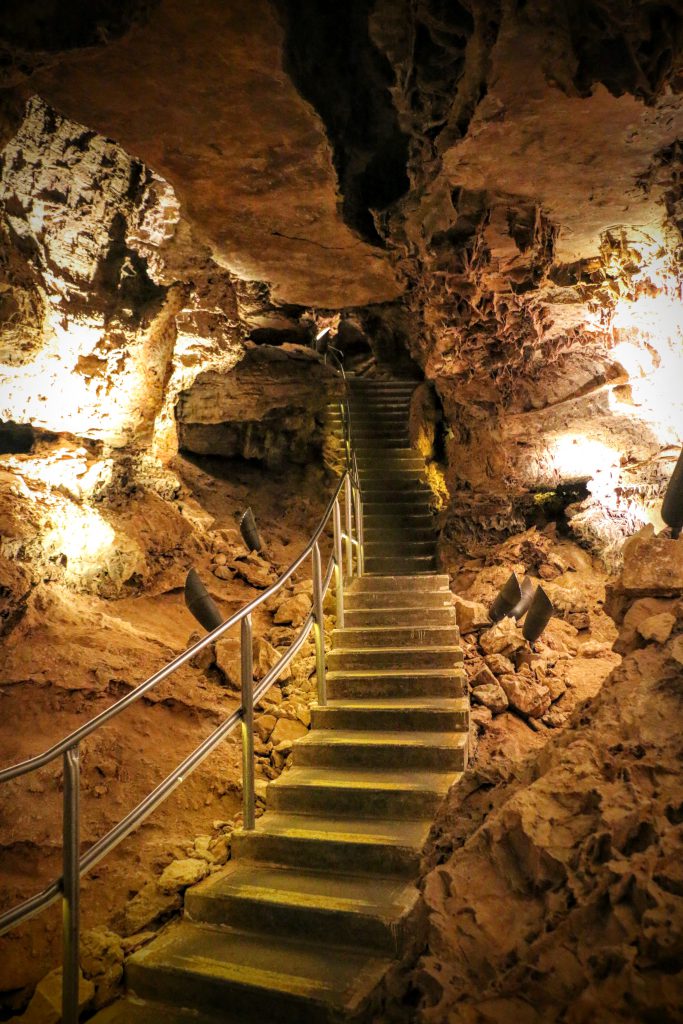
[378, 529, 683, 1024]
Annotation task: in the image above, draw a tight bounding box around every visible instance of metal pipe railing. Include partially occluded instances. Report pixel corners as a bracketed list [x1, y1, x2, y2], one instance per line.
[0, 355, 364, 1024]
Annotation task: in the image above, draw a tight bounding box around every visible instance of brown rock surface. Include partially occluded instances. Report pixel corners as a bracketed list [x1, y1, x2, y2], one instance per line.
[24, 2, 402, 308]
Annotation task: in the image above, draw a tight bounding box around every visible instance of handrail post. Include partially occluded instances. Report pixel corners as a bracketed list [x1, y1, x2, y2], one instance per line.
[240, 615, 255, 830]
[344, 475, 354, 577]
[333, 497, 344, 628]
[62, 745, 80, 1024]
[354, 485, 364, 578]
[312, 541, 327, 706]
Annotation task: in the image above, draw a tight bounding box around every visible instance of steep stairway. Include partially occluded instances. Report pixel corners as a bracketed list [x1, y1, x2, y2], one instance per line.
[95, 379, 467, 1024]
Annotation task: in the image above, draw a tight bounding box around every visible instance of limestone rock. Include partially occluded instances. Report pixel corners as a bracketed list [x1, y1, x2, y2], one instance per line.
[499, 674, 552, 719]
[158, 857, 210, 893]
[255, 635, 292, 682]
[472, 681, 509, 714]
[274, 592, 312, 627]
[232, 552, 278, 589]
[484, 653, 515, 676]
[470, 705, 493, 731]
[122, 881, 182, 936]
[214, 636, 241, 691]
[668, 635, 683, 666]
[480, 617, 526, 657]
[270, 717, 308, 745]
[637, 612, 676, 644]
[453, 596, 490, 633]
[254, 713, 277, 742]
[9, 968, 94, 1024]
[470, 665, 498, 689]
[621, 529, 683, 595]
[79, 928, 124, 1010]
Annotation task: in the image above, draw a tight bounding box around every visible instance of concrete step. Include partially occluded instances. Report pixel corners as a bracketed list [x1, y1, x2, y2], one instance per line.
[364, 524, 435, 541]
[346, 589, 452, 610]
[332, 625, 458, 648]
[328, 645, 462, 672]
[365, 556, 437, 575]
[344, 606, 455, 627]
[311, 697, 468, 732]
[350, 436, 412, 448]
[362, 492, 433, 506]
[185, 861, 422, 956]
[363, 540, 435, 557]
[126, 921, 392, 1024]
[355, 455, 424, 469]
[350, 573, 450, 593]
[231, 813, 431, 876]
[351, 431, 410, 441]
[293, 730, 468, 771]
[327, 668, 466, 699]
[363, 517, 435, 534]
[267, 765, 460, 819]
[92, 1000, 223, 1024]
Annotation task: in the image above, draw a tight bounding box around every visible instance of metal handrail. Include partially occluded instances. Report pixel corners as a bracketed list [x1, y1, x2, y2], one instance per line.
[0, 360, 363, 1024]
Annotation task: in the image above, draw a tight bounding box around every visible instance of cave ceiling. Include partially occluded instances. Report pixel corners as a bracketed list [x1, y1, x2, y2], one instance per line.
[0, 0, 682, 552]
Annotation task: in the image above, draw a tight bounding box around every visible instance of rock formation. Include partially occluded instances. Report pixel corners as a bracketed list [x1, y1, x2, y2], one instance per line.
[0, 0, 682, 1019]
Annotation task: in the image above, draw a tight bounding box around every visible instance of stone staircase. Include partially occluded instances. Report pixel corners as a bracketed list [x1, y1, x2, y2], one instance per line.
[94, 379, 467, 1024]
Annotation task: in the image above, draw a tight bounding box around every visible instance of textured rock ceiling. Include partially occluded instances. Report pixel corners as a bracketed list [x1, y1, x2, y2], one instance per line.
[0, 0, 682, 557]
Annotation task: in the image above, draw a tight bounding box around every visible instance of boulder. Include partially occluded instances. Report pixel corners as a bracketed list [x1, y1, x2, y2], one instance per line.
[621, 527, 683, 595]
[122, 881, 182, 936]
[270, 717, 308, 745]
[668, 635, 683, 666]
[158, 857, 209, 893]
[637, 612, 676, 644]
[254, 713, 277, 742]
[470, 665, 498, 689]
[499, 674, 551, 719]
[255, 635, 292, 682]
[79, 928, 124, 1010]
[485, 653, 515, 676]
[232, 552, 278, 589]
[470, 705, 493, 730]
[10, 968, 95, 1024]
[453, 596, 490, 633]
[480, 617, 526, 657]
[274, 592, 312, 626]
[471, 681, 509, 714]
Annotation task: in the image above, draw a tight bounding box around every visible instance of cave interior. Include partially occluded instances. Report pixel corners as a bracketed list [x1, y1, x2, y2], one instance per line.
[0, 2, 682, 1023]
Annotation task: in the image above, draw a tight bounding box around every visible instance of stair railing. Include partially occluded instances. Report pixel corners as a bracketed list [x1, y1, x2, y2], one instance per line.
[0, 372, 363, 1024]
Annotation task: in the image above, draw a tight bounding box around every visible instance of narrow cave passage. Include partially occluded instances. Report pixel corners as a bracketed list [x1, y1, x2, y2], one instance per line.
[0, 2, 682, 1023]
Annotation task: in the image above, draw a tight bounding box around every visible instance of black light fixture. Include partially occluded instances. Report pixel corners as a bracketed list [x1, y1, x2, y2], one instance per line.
[523, 586, 554, 645]
[661, 446, 683, 540]
[239, 507, 262, 552]
[184, 569, 223, 631]
[489, 572, 522, 623]
[510, 576, 536, 621]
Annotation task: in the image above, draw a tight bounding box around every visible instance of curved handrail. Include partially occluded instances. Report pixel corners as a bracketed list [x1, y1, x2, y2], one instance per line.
[0, 475, 345, 784]
[0, 354, 364, 1024]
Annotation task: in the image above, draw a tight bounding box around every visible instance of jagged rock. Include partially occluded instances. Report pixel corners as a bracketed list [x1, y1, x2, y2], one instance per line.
[269, 717, 308, 745]
[273, 592, 312, 627]
[471, 682, 509, 715]
[8, 968, 95, 1024]
[470, 705, 493, 731]
[621, 529, 683, 595]
[453, 596, 490, 633]
[480, 617, 527, 657]
[499, 674, 552, 719]
[158, 857, 210, 893]
[122, 882, 182, 936]
[470, 665, 498, 689]
[668, 635, 683, 666]
[254, 713, 277, 742]
[255, 635, 292, 683]
[232, 552, 278, 589]
[484, 653, 515, 676]
[79, 928, 124, 1010]
[637, 612, 676, 644]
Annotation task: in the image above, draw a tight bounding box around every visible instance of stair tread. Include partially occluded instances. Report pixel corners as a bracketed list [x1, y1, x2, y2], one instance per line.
[93, 1000, 223, 1024]
[189, 861, 419, 920]
[328, 667, 464, 678]
[296, 730, 468, 747]
[239, 813, 432, 846]
[270, 765, 458, 790]
[316, 697, 467, 710]
[128, 920, 392, 1008]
